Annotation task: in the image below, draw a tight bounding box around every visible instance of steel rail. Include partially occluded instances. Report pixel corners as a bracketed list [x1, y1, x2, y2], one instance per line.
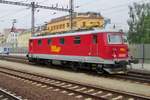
[0, 88, 23, 100]
[0, 55, 150, 84]
[0, 67, 149, 100]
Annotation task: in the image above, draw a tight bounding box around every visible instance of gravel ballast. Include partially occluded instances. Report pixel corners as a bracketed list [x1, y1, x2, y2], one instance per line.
[0, 73, 82, 100]
[0, 60, 150, 97]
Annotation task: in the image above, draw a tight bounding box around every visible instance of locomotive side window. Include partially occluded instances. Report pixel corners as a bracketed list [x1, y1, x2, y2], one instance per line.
[93, 35, 97, 44]
[60, 38, 65, 44]
[74, 36, 80, 44]
[47, 39, 51, 45]
[38, 39, 42, 45]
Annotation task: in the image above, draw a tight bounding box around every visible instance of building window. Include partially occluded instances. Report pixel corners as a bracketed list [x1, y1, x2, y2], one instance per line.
[93, 35, 97, 44]
[83, 22, 86, 27]
[60, 24, 63, 29]
[63, 24, 65, 29]
[59, 25, 61, 29]
[47, 39, 51, 45]
[60, 38, 65, 44]
[67, 23, 69, 27]
[56, 25, 59, 29]
[38, 39, 42, 45]
[74, 36, 80, 44]
[90, 22, 93, 24]
[73, 21, 77, 27]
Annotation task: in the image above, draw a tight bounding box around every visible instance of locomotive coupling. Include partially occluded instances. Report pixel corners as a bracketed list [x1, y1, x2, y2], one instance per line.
[129, 59, 139, 64]
[115, 60, 129, 66]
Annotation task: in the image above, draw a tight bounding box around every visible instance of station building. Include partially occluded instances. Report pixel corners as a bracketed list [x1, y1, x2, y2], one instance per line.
[44, 12, 104, 34]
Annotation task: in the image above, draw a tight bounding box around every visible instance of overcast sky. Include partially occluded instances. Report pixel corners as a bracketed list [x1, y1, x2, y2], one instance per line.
[0, 0, 149, 32]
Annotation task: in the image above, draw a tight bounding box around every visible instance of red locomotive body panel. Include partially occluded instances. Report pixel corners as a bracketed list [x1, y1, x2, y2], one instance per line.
[28, 29, 130, 74]
[29, 32, 128, 60]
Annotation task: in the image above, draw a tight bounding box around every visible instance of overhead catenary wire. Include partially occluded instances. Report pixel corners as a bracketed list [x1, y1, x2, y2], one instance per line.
[0, 0, 149, 32]
[75, 0, 149, 13]
[0, 0, 72, 35]
[38, 0, 48, 4]
[101, 0, 149, 12]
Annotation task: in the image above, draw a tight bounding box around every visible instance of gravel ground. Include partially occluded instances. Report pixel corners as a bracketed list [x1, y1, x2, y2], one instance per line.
[0, 60, 150, 97]
[0, 73, 82, 100]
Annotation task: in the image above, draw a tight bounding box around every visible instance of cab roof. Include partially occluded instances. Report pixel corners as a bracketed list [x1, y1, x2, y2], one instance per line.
[30, 28, 122, 40]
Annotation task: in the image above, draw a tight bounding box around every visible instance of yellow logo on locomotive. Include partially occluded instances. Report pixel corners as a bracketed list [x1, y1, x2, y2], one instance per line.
[51, 45, 61, 53]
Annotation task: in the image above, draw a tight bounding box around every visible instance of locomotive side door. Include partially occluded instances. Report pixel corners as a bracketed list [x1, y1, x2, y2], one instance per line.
[29, 40, 33, 53]
[90, 34, 98, 56]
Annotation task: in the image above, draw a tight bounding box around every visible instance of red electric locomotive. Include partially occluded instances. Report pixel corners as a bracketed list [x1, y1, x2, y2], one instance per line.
[27, 29, 132, 74]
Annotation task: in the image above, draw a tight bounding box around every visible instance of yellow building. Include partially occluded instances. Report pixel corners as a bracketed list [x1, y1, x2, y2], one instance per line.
[17, 31, 31, 48]
[0, 34, 6, 44]
[45, 12, 104, 34]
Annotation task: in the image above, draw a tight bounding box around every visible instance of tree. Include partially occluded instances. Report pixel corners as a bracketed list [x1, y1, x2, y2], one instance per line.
[128, 2, 150, 43]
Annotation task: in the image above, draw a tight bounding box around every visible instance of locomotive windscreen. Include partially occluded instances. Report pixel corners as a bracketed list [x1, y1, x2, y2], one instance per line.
[107, 33, 122, 44]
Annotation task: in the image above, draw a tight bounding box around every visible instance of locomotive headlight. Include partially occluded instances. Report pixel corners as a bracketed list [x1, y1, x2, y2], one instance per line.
[120, 48, 126, 52]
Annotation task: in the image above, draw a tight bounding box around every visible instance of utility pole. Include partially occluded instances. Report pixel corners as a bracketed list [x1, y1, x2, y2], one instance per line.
[11, 19, 16, 32]
[69, 0, 74, 31]
[0, 0, 70, 36]
[31, 2, 35, 35]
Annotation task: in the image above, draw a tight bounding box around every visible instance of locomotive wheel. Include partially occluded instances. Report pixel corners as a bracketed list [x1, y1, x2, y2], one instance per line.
[96, 68, 104, 74]
[96, 65, 105, 74]
[45, 60, 52, 66]
[28, 58, 34, 63]
[123, 65, 128, 75]
[70, 62, 79, 71]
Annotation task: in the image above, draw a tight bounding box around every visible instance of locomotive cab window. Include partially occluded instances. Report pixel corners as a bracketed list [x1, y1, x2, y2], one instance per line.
[60, 38, 65, 44]
[38, 39, 42, 45]
[47, 39, 51, 45]
[93, 35, 97, 44]
[74, 36, 80, 44]
[107, 34, 122, 44]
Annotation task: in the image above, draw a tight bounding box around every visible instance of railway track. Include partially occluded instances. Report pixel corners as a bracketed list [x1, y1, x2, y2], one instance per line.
[0, 55, 150, 86]
[0, 87, 23, 100]
[113, 72, 150, 85]
[0, 66, 149, 100]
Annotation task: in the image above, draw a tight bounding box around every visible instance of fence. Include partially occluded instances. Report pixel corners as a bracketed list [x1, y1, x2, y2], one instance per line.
[129, 44, 150, 63]
[9, 47, 28, 54]
[8, 44, 150, 63]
